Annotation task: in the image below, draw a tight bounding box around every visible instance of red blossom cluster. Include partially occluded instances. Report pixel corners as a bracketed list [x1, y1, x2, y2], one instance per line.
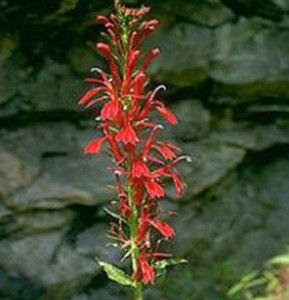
[79, 5, 187, 286]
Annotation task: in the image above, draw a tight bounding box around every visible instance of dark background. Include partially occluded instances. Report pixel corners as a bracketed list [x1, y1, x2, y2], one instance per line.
[0, 0, 289, 299]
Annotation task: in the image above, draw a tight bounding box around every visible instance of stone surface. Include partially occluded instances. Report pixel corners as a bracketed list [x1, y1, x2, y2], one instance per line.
[153, 0, 234, 27]
[75, 223, 122, 263]
[170, 99, 211, 141]
[0, 230, 98, 300]
[177, 140, 246, 198]
[175, 156, 289, 267]
[149, 24, 213, 87]
[0, 34, 22, 105]
[210, 123, 289, 150]
[0, 147, 39, 198]
[211, 18, 289, 101]
[24, 61, 82, 112]
[219, 0, 287, 21]
[0, 124, 114, 210]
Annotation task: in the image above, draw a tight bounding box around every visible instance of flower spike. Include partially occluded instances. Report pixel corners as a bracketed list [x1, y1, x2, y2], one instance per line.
[79, 3, 187, 296]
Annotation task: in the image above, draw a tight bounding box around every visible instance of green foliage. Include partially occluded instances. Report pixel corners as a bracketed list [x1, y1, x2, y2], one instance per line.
[153, 258, 188, 269]
[97, 260, 134, 287]
[227, 245, 289, 300]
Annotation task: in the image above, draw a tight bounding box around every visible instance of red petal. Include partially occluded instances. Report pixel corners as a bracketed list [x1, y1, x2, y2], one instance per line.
[97, 15, 110, 25]
[151, 252, 173, 258]
[116, 125, 139, 145]
[137, 220, 147, 242]
[141, 48, 161, 72]
[131, 161, 150, 178]
[101, 101, 119, 120]
[171, 172, 184, 197]
[145, 179, 164, 199]
[79, 87, 105, 105]
[154, 145, 176, 160]
[150, 219, 175, 240]
[156, 106, 177, 124]
[84, 137, 107, 154]
[143, 125, 163, 159]
[139, 254, 155, 285]
[96, 42, 110, 56]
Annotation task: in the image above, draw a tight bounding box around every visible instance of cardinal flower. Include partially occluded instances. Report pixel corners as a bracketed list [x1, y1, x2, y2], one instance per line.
[116, 124, 139, 145]
[138, 253, 155, 285]
[150, 219, 175, 240]
[84, 136, 107, 154]
[131, 160, 150, 178]
[79, 3, 187, 297]
[145, 179, 165, 199]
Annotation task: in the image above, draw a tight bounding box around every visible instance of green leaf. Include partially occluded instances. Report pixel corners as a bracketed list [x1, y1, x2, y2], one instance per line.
[153, 258, 188, 269]
[227, 271, 259, 297]
[97, 260, 134, 287]
[227, 282, 245, 297]
[267, 254, 289, 266]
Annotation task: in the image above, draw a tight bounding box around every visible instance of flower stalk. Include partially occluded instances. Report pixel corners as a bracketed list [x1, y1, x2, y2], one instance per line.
[79, 2, 187, 300]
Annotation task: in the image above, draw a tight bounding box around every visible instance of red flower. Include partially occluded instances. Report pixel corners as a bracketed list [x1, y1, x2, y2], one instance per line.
[154, 145, 176, 160]
[138, 253, 155, 285]
[131, 160, 150, 178]
[150, 219, 175, 240]
[84, 136, 107, 154]
[116, 124, 139, 145]
[156, 103, 177, 124]
[105, 129, 125, 163]
[79, 87, 105, 105]
[137, 205, 149, 242]
[170, 171, 184, 197]
[101, 101, 119, 120]
[141, 48, 161, 73]
[97, 43, 121, 86]
[142, 125, 163, 159]
[80, 5, 187, 289]
[145, 179, 164, 199]
[133, 181, 145, 204]
[151, 252, 173, 258]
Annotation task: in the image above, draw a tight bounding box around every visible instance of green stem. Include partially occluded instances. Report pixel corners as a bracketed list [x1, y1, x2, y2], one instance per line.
[134, 282, 142, 300]
[128, 186, 143, 300]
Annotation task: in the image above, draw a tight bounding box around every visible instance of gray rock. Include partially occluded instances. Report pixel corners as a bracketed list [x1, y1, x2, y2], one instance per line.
[0, 265, 44, 300]
[69, 282, 127, 300]
[0, 124, 114, 210]
[274, 0, 289, 9]
[0, 230, 98, 300]
[171, 100, 211, 140]
[176, 140, 246, 198]
[2, 210, 74, 237]
[211, 18, 289, 101]
[0, 202, 10, 219]
[149, 24, 213, 87]
[174, 156, 289, 279]
[236, 230, 281, 268]
[0, 147, 40, 198]
[75, 223, 122, 263]
[211, 123, 289, 150]
[11, 154, 113, 210]
[0, 34, 22, 105]
[68, 48, 105, 76]
[154, 0, 234, 27]
[219, 0, 287, 21]
[180, 0, 234, 27]
[24, 60, 82, 111]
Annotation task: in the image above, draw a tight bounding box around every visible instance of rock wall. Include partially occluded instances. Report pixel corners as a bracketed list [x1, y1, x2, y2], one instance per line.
[0, 0, 289, 299]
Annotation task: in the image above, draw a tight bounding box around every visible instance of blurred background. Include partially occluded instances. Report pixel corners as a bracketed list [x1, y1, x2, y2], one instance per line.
[1, 0, 289, 299]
